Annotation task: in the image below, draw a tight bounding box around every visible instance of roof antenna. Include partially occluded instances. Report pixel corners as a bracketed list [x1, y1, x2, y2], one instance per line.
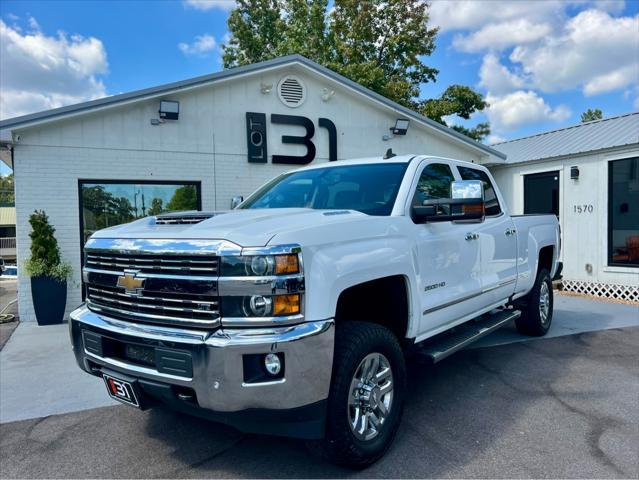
[383, 148, 397, 159]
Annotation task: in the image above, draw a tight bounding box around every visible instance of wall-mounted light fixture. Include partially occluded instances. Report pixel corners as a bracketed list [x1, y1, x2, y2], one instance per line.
[260, 82, 273, 94]
[391, 118, 410, 135]
[159, 100, 179, 120]
[321, 88, 335, 102]
[570, 166, 580, 180]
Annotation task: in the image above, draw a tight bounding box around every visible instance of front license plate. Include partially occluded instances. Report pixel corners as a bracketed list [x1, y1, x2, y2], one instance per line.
[103, 374, 140, 407]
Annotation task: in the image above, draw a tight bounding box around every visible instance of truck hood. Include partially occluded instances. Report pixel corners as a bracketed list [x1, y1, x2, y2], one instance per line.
[90, 208, 368, 247]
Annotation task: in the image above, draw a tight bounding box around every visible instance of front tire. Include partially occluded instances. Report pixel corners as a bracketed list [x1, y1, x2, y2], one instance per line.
[310, 321, 406, 469]
[515, 268, 553, 336]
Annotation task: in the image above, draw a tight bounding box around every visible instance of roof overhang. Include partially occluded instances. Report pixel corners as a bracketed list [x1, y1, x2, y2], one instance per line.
[0, 55, 506, 163]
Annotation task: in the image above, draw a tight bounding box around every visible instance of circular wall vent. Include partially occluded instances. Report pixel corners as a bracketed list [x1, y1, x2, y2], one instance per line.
[277, 76, 306, 108]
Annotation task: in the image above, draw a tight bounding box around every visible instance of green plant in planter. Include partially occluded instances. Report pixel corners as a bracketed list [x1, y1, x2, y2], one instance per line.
[24, 210, 72, 281]
[25, 211, 73, 325]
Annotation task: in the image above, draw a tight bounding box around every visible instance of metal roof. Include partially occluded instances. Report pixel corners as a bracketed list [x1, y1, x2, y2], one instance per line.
[0, 54, 504, 160]
[492, 112, 639, 164]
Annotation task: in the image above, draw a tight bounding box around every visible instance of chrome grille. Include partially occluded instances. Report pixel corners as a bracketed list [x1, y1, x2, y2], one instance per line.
[85, 252, 218, 276]
[86, 285, 219, 327]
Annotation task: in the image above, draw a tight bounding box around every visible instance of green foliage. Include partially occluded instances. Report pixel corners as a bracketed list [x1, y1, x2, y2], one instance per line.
[147, 198, 164, 216]
[0, 173, 14, 204]
[24, 210, 72, 282]
[581, 108, 603, 123]
[222, 0, 490, 140]
[166, 185, 198, 211]
[421, 85, 491, 141]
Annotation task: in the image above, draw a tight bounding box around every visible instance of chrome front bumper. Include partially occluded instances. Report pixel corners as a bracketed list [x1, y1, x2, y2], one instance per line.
[69, 306, 334, 414]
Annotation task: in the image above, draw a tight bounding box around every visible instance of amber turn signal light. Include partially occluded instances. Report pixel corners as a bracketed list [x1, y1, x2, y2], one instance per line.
[273, 294, 301, 316]
[275, 254, 299, 275]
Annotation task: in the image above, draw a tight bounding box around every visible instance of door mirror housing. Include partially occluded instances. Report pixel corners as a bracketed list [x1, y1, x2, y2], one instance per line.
[230, 196, 244, 209]
[411, 180, 485, 224]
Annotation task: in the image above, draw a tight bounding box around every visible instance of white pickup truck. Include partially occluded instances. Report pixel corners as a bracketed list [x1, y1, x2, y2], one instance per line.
[70, 154, 560, 468]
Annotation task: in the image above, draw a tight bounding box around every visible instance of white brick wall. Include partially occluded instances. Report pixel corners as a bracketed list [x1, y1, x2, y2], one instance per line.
[12, 64, 491, 322]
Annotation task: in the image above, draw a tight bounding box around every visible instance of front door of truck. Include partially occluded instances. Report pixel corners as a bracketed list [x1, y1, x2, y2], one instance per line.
[457, 166, 518, 304]
[410, 161, 484, 336]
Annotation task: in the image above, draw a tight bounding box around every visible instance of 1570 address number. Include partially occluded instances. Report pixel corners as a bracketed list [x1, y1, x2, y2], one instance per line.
[573, 204, 594, 214]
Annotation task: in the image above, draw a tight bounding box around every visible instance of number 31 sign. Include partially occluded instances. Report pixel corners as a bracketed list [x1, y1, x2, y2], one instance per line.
[246, 112, 337, 165]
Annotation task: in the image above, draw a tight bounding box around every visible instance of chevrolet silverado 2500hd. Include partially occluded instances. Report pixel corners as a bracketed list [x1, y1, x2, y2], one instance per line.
[70, 155, 560, 468]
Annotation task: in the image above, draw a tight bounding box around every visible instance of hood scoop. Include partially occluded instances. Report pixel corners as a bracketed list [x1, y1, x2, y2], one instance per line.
[154, 211, 226, 225]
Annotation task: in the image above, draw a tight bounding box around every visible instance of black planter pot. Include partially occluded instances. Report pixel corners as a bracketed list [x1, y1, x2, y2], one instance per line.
[30, 276, 67, 325]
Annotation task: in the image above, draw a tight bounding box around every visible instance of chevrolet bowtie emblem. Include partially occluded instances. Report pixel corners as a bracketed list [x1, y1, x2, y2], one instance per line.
[117, 270, 146, 296]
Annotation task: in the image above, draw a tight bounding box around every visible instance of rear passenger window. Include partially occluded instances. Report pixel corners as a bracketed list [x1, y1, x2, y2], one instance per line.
[457, 166, 502, 216]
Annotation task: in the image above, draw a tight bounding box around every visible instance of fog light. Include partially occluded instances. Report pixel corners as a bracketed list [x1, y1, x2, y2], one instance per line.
[264, 353, 281, 376]
[248, 295, 272, 316]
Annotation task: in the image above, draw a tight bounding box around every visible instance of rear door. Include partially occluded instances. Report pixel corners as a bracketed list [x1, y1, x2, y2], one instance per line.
[457, 166, 517, 304]
[409, 161, 484, 336]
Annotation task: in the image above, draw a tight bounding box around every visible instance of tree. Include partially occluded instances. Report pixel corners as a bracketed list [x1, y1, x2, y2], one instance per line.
[0, 173, 14, 204]
[147, 198, 164, 216]
[222, 0, 491, 140]
[581, 108, 603, 123]
[167, 185, 198, 211]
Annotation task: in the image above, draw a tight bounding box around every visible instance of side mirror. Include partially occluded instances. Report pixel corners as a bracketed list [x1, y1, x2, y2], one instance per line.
[230, 196, 244, 209]
[411, 180, 485, 223]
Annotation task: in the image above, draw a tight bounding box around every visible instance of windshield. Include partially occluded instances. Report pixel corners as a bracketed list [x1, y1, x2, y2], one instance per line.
[240, 163, 409, 216]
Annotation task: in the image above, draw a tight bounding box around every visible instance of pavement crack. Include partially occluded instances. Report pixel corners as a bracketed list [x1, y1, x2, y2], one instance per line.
[548, 384, 629, 477]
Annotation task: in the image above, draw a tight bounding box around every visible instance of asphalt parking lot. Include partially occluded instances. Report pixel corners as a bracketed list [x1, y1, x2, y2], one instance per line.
[1, 325, 637, 478]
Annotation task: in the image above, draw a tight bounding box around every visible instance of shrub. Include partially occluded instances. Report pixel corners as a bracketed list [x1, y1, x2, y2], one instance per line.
[24, 210, 72, 282]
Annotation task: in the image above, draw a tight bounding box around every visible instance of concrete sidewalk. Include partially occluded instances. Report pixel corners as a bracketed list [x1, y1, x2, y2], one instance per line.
[0, 321, 117, 424]
[0, 295, 637, 424]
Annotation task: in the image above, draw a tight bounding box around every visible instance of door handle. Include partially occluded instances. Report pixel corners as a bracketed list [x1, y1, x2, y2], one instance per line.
[505, 228, 517, 236]
[465, 233, 479, 241]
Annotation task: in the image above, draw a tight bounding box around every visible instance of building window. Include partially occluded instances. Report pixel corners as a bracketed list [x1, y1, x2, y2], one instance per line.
[608, 157, 639, 267]
[79, 180, 201, 243]
[457, 166, 502, 216]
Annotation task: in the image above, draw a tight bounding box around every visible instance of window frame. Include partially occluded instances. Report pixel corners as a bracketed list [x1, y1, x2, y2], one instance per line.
[77, 179, 202, 297]
[607, 157, 639, 268]
[456, 165, 504, 218]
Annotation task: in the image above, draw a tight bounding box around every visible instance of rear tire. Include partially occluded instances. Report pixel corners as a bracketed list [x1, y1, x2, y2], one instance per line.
[308, 321, 406, 469]
[515, 268, 553, 336]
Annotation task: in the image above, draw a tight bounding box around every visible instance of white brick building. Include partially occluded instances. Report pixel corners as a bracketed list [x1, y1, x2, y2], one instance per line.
[0, 55, 505, 322]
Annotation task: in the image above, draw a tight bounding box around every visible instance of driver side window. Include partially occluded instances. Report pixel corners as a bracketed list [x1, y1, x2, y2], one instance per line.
[412, 164, 455, 216]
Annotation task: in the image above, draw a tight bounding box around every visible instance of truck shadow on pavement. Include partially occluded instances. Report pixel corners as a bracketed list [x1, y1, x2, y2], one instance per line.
[139, 328, 638, 478]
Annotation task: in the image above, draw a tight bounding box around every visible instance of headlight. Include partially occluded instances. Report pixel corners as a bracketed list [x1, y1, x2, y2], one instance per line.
[221, 254, 300, 276]
[222, 293, 302, 318]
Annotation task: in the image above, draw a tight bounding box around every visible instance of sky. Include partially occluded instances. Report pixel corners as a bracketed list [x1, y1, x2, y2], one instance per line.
[0, 0, 638, 176]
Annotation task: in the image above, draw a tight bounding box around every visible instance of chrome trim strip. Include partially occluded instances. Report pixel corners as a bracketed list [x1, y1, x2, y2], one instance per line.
[71, 305, 210, 343]
[241, 378, 287, 388]
[218, 274, 305, 296]
[85, 350, 193, 382]
[87, 301, 221, 328]
[87, 287, 218, 306]
[422, 278, 517, 315]
[85, 237, 242, 256]
[482, 277, 517, 294]
[240, 244, 302, 256]
[88, 294, 219, 315]
[222, 313, 305, 328]
[83, 267, 218, 281]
